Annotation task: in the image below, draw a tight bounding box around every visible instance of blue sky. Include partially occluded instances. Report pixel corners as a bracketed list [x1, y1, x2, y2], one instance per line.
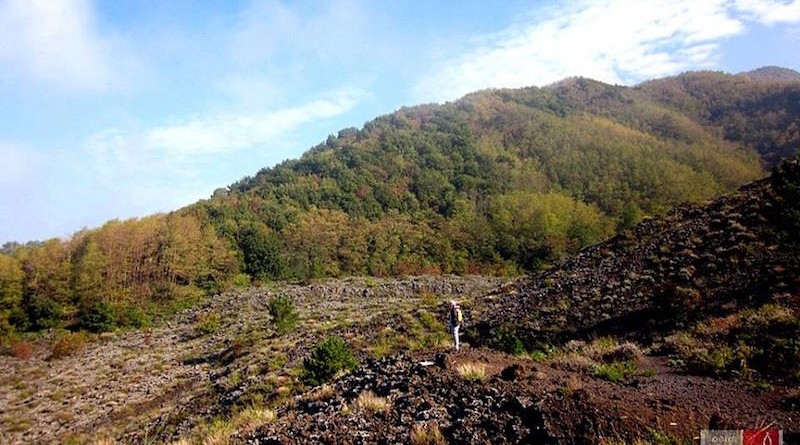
[1, 0, 800, 243]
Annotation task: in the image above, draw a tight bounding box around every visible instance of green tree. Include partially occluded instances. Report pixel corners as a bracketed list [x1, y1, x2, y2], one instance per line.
[237, 223, 285, 280]
[79, 300, 118, 332]
[72, 239, 107, 307]
[268, 294, 299, 334]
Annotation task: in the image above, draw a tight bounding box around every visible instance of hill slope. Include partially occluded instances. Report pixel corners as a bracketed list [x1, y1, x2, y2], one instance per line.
[475, 157, 800, 381]
[199, 68, 800, 280]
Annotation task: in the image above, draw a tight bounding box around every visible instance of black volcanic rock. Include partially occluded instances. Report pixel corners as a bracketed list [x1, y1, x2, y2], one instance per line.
[473, 158, 800, 349]
[248, 353, 556, 445]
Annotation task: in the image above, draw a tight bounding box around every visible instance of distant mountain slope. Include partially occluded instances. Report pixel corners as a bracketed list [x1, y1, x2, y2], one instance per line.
[474, 156, 800, 381]
[739, 66, 800, 82]
[197, 69, 800, 280]
[638, 70, 800, 166]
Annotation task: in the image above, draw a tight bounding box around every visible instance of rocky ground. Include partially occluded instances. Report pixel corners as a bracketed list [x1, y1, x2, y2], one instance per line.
[475, 172, 797, 348]
[246, 347, 799, 445]
[0, 276, 503, 445]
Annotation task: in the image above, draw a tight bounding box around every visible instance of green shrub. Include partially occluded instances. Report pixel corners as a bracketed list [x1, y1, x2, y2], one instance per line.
[195, 311, 222, 335]
[233, 273, 251, 288]
[79, 300, 118, 333]
[117, 305, 151, 329]
[489, 326, 525, 355]
[0, 310, 15, 337]
[689, 346, 735, 375]
[302, 336, 357, 386]
[28, 296, 63, 330]
[268, 295, 298, 335]
[529, 342, 557, 362]
[666, 304, 800, 379]
[592, 359, 639, 382]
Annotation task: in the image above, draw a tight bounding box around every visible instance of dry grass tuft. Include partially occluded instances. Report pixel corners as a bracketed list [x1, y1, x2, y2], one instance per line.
[91, 437, 116, 445]
[455, 361, 487, 382]
[302, 384, 335, 402]
[354, 390, 390, 413]
[233, 406, 276, 434]
[551, 352, 594, 372]
[201, 420, 234, 445]
[600, 342, 643, 364]
[410, 422, 447, 445]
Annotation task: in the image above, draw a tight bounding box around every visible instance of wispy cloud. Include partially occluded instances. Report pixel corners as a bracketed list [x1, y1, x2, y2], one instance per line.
[79, 87, 366, 213]
[0, 0, 124, 91]
[414, 0, 800, 102]
[218, 0, 370, 106]
[735, 0, 800, 24]
[87, 88, 365, 163]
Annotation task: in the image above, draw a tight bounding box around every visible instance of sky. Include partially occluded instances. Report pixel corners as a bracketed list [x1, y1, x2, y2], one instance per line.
[1, 0, 800, 243]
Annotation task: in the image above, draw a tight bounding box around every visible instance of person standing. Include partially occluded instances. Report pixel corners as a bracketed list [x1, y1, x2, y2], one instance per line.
[448, 300, 463, 351]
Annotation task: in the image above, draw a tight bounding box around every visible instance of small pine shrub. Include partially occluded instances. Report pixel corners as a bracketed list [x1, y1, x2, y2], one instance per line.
[195, 312, 222, 335]
[49, 332, 87, 360]
[489, 326, 525, 355]
[302, 336, 357, 386]
[268, 295, 298, 335]
[79, 300, 118, 333]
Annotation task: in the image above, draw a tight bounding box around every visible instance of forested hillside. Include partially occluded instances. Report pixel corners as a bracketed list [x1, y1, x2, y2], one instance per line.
[1, 69, 798, 335]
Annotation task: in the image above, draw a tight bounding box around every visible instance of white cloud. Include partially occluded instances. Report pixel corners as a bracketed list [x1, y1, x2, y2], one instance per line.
[0, 0, 119, 91]
[79, 87, 365, 213]
[129, 87, 364, 160]
[414, 0, 750, 102]
[735, 0, 800, 24]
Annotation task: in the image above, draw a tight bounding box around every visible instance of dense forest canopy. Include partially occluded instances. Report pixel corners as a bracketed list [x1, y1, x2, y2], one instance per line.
[2, 69, 799, 334]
